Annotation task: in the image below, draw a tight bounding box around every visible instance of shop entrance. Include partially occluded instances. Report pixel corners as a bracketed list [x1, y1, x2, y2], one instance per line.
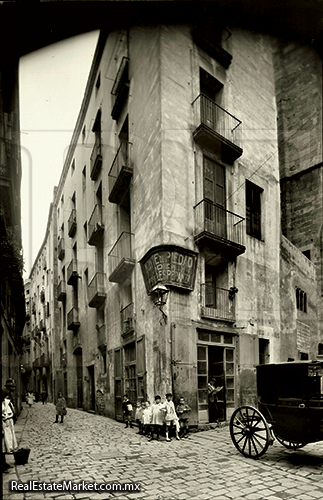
[197, 340, 235, 423]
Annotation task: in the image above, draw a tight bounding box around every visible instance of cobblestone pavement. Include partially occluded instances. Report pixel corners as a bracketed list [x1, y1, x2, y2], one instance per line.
[2, 403, 323, 500]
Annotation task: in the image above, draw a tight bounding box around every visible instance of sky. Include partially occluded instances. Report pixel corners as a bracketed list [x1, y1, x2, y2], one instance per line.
[19, 30, 100, 279]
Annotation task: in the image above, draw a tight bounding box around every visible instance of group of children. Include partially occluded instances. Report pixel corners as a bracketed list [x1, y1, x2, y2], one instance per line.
[123, 393, 191, 442]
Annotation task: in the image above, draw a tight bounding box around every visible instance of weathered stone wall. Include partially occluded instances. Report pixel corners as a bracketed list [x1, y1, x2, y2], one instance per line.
[280, 235, 319, 361]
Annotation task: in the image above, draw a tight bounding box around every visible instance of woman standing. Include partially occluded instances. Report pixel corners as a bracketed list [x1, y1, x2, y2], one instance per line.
[53, 392, 67, 424]
[2, 390, 18, 453]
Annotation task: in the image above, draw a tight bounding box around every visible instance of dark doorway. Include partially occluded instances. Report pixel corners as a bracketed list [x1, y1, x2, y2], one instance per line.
[75, 349, 83, 408]
[88, 365, 95, 410]
[208, 345, 225, 421]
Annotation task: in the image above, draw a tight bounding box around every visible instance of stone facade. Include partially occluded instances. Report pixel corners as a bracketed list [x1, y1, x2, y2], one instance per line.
[27, 21, 321, 425]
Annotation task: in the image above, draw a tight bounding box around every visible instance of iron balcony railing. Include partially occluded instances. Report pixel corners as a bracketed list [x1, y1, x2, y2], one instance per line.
[108, 231, 134, 277]
[121, 302, 134, 334]
[67, 307, 80, 330]
[57, 280, 67, 301]
[201, 284, 235, 321]
[88, 272, 106, 306]
[97, 324, 106, 347]
[90, 135, 102, 180]
[108, 141, 132, 196]
[58, 238, 65, 260]
[88, 204, 104, 245]
[194, 199, 245, 247]
[67, 259, 78, 285]
[192, 94, 242, 149]
[68, 209, 77, 237]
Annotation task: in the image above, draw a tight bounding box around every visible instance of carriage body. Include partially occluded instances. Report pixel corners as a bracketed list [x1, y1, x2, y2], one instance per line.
[257, 361, 323, 445]
[230, 360, 323, 458]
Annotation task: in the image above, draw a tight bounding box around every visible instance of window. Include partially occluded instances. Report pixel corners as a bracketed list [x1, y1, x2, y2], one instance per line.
[95, 73, 101, 95]
[296, 287, 307, 313]
[246, 180, 262, 240]
[259, 338, 269, 365]
[71, 159, 75, 176]
[82, 125, 86, 145]
[82, 166, 86, 192]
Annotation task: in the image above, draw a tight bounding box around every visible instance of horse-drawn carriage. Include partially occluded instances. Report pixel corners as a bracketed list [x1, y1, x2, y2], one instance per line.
[230, 360, 323, 458]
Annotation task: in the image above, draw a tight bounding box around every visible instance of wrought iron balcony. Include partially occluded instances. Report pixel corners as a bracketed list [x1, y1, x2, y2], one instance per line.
[97, 324, 106, 348]
[67, 307, 80, 331]
[200, 284, 236, 322]
[57, 280, 67, 302]
[111, 57, 129, 120]
[88, 272, 106, 308]
[194, 200, 245, 257]
[33, 357, 40, 368]
[108, 141, 133, 204]
[121, 302, 134, 336]
[192, 94, 242, 163]
[61, 352, 67, 368]
[40, 353, 51, 367]
[90, 135, 103, 181]
[68, 209, 77, 237]
[58, 238, 65, 260]
[22, 333, 31, 344]
[108, 231, 135, 284]
[88, 204, 104, 246]
[67, 259, 79, 286]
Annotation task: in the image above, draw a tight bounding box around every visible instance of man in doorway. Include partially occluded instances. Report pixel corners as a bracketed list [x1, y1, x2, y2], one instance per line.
[208, 378, 222, 424]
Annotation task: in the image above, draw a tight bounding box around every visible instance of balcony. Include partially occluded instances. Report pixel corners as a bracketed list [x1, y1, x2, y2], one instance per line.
[90, 135, 103, 181]
[34, 326, 41, 338]
[67, 307, 80, 331]
[40, 353, 51, 367]
[22, 333, 31, 344]
[108, 232, 135, 284]
[40, 319, 46, 332]
[88, 204, 104, 246]
[57, 280, 67, 302]
[111, 57, 129, 120]
[108, 141, 133, 204]
[192, 94, 242, 163]
[58, 238, 65, 260]
[194, 200, 245, 258]
[67, 259, 79, 286]
[73, 330, 82, 350]
[121, 302, 134, 336]
[33, 357, 40, 369]
[88, 272, 106, 308]
[68, 209, 77, 237]
[97, 324, 106, 348]
[61, 352, 67, 368]
[200, 285, 236, 322]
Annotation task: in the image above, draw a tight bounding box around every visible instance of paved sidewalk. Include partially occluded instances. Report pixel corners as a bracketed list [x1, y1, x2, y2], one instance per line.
[2, 403, 323, 500]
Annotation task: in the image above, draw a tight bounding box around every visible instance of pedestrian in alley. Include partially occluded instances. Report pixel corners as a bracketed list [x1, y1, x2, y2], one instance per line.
[2, 389, 18, 454]
[176, 396, 191, 438]
[162, 393, 180, 442]
[26, 390, 34, 408]
[135, 400, 144, 434]
[41, 389, 48, 405]
[53, 392, 67, 424]
[122, 394, 133, 428]
[149, 395, 164, 441]
[142, 401, 152, 436]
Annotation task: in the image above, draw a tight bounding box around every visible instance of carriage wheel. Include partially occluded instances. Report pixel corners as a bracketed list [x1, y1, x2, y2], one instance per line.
[230, 406, 271, 459]
[274, 433, 307, 450]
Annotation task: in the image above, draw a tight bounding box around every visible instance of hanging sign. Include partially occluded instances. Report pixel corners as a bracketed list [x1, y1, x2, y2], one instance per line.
[140, 245, 198, 294]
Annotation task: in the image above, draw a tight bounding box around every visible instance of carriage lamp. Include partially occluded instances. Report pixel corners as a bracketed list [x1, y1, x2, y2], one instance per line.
[150, 284, 170, 324]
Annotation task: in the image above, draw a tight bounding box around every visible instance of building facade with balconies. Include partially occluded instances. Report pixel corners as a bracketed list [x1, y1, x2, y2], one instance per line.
[33, 17, 320, 424]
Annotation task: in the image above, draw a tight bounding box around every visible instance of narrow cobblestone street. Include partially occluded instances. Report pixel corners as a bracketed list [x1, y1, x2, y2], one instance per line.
[3, 402, 323, 500]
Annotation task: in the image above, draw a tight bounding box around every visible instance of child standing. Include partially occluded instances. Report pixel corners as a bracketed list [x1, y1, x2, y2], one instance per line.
[176, 396, 191, 438]
[122, 394, 133, 428]
[135, 400, 144, 434]
[149, 395, 164, 441]
[162, 393, 180, 442]
[142, 401, 152, 436]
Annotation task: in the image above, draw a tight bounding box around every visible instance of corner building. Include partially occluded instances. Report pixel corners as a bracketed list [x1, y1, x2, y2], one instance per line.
[48, 22, 320, 425]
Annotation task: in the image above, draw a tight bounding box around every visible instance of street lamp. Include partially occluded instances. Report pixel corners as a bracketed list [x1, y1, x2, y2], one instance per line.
[150, 284, 170, 323]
